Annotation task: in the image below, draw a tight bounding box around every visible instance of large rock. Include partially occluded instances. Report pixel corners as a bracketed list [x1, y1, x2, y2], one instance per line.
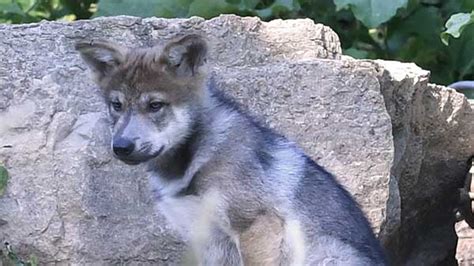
[456, 221, 474, 264]
[0, 15, 356, 265]
[0, 15, 471, 265]
[372, 60, 474, 265]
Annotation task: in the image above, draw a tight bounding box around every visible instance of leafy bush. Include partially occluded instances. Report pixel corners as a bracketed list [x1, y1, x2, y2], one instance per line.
[1, 242, 38, 266]
[0, 0, 97, 23]
[0, 165, 8, 196]
[442, 11, 474, 45]
[1, 0, 474, 86]
[0, 168, 36, 265]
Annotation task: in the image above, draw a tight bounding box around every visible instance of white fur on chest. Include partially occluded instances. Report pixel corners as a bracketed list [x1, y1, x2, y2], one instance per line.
[149, 173, 201, 238]
[157, 195, 203, 239]
[149, 173, 233, 242]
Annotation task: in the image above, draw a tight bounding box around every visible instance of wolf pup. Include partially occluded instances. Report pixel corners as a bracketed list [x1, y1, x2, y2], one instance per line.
[76, 34, 387, 265]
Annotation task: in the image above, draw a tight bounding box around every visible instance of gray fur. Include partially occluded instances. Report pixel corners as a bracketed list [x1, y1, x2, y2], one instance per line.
[76, 34, 387, 265]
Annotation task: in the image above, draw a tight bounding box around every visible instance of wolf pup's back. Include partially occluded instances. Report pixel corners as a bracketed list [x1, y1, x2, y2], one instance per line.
[76, 34, 387, 265]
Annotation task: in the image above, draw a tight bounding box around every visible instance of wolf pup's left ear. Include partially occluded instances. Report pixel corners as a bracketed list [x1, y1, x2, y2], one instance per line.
[75, 40, 127, 82]
[159, 34, 208, 77]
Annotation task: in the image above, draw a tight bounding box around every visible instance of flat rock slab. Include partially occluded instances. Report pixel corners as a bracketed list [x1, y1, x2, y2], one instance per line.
[374, 60, 474, 265]
[213, 61, 393, 233]
[0, 15, 390, 264]
[1, 15, 473, 265]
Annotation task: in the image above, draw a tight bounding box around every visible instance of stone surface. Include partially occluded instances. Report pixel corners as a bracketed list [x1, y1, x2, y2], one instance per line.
[0, 15, 351, 265]
[372, 60, 474, 265]
[213, 61, 393, 235]
[456, 221, 474, 265]
[455, 103, 474, 266]
[0, 15, 472, 265]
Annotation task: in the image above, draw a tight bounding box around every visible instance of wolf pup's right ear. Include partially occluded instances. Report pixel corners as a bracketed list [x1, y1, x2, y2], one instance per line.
[159, 34, 208, 77]
[75, 40, 127, 82]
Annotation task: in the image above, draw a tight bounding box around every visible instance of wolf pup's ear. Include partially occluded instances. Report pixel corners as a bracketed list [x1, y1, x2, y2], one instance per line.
[160, 34, 208, 77]
[75, 40, 127, 81]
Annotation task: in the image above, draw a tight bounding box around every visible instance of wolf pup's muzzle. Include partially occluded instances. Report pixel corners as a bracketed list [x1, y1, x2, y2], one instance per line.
[112, 137, 164, 165]
[112, 137, 140, 165]
[113, 137, 135, 157]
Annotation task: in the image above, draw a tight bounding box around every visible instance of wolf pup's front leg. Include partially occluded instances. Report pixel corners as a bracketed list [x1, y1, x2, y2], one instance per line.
[184, 226, 243, 266]
[157, 189, 243, 266]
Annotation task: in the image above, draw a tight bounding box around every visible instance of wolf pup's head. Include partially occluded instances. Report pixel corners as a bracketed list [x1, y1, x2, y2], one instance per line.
[76, 35, 208, 165]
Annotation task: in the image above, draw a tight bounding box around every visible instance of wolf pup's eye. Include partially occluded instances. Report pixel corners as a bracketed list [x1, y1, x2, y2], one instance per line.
[111, 101, 122, 112]
[149, 101, 165, 112]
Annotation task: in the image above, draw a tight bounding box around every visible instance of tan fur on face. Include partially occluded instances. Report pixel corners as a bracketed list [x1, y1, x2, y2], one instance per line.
[76, 35, 209, 105]
[104, 50, 207, 105]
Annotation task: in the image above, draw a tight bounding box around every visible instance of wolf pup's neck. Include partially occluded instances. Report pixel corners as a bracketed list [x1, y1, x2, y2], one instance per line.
[146, 79, 221, 198]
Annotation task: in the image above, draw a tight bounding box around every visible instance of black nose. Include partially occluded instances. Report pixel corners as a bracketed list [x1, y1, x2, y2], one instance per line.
[113, 138, 135, 156]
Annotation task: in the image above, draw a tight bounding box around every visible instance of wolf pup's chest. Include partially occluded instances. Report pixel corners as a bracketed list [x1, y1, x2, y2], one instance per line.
[149, 175, 199, 237]
[156, 195, 203, 239]
[157, 191, 231, 238]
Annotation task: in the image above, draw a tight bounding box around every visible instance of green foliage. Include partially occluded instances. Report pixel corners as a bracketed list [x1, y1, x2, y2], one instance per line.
[1, 0, 474, 86]
[0, 165, 8, 196]
[95, 0, 299, 19]
[94, 0, 157, 17]
[297, 1, 474, 85]
[1, 243, 38, 266]
[334, 0, 408, 28]
[0, 0, 97, 23]
[441, 11, 474, 45]
[77, 0, 474, 86]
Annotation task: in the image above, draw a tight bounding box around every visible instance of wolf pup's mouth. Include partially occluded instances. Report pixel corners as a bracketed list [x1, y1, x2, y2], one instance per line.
[121, 160, 141, 165]
[116, 146, 165, 165]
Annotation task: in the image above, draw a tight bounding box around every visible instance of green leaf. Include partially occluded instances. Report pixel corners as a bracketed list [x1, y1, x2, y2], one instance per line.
[14, 0, 35, 11]
[344, 47, 369, 59]
[0, 1, 24, 16]
[95, 0, 158, 17]
[441, 11, 474, 45]
[446, 24, 474, 81]
[334, 0, 408, 28]
[255, 0, 300, 19]
[187, 0, 238, 18]
[154, 0, 194, 18]
[386, 6, 444, 55]
[240, 0, 260, 9]
[95, 0, 197, 18]
[463, 0, 474, 10]
[402, 7, 443, 44]
[94, 0, 297, 20]
[26, 255, 38, 266]
[0, 165, 8, 196]
[4, 242, 24, 266]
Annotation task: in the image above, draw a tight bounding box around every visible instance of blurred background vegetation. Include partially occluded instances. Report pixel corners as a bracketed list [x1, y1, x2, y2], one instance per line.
[0, 0, 473, 86]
